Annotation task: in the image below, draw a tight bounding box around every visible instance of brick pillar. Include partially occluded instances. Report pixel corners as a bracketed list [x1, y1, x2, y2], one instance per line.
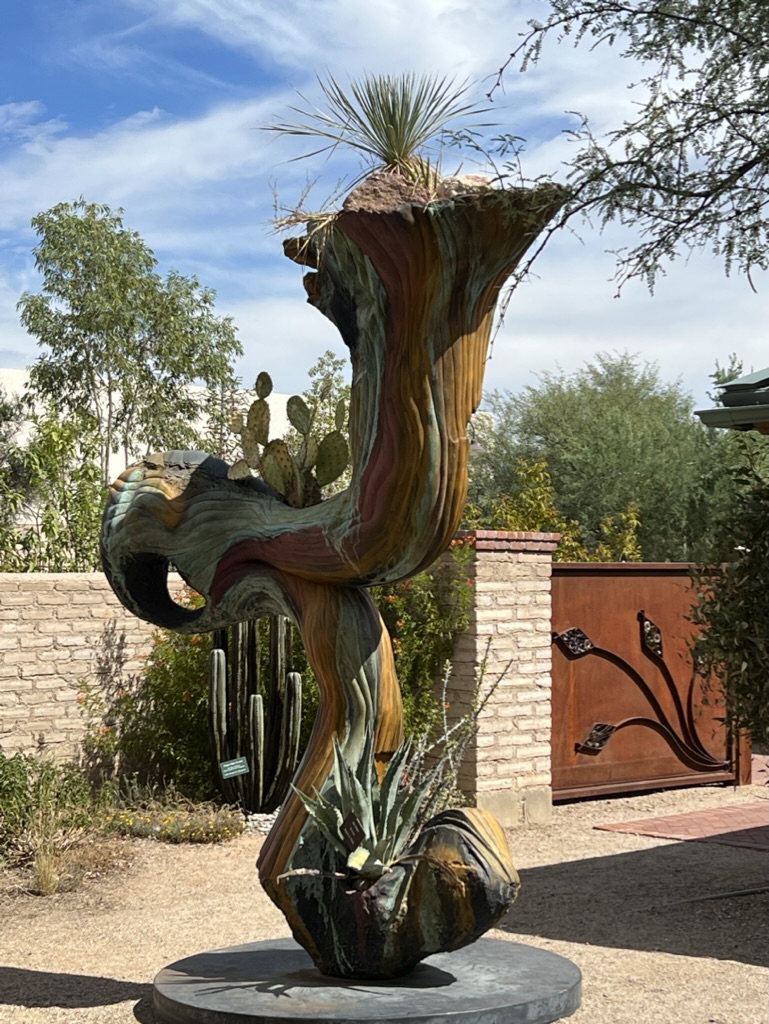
[448, 530, 560, 826]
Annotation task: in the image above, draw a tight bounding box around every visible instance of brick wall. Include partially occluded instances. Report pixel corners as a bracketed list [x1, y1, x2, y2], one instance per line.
[448, 531, 560, 826]
[2, 534, 560, 825]
[0, 573, 155, 758]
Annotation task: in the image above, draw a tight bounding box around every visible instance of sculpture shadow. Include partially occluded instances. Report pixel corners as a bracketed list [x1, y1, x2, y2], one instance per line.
[0, 966, 150, 1012]
[500, 837, 768, 967]
[165, 947, 457, 999]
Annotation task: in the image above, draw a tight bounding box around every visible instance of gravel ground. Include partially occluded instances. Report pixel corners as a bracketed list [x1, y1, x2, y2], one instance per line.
[0, 783, 766, 1024]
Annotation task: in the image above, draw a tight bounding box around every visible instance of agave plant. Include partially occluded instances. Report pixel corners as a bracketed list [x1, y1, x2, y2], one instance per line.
[264, 72, 489, 183]
[293, 654, 503, 882]
[293, 733, 440, 881]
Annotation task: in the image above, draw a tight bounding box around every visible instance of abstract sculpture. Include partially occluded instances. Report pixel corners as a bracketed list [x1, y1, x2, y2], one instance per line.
[101, 171, 566, 977]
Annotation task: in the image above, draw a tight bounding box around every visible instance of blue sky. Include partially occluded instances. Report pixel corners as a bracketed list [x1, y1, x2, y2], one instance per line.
[1, 0, 765, 410]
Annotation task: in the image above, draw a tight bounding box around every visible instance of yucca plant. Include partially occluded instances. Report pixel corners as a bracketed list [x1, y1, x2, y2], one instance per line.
[264, 72, 489, 185]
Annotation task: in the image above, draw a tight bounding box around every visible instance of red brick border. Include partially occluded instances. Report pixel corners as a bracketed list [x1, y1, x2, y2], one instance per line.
[455, 529, 561, 553]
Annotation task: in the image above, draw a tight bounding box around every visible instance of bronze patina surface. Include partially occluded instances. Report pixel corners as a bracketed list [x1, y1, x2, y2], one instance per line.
[102, 186, 566, 977]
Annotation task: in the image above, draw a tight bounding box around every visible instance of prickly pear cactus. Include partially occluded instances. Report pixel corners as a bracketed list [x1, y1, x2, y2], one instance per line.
[227, 370, 349, 507]
[209, 616, 302, 813]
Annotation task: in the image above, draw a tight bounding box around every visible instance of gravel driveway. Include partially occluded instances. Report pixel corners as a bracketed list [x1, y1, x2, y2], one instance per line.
[1, 783, 766, 1024]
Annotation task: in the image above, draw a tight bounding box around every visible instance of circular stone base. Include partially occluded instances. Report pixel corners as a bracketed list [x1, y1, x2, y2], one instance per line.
[153, 937, 581, 1024]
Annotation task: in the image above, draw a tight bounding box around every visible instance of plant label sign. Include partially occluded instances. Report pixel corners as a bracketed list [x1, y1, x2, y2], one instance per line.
[220, 756, 249, 779]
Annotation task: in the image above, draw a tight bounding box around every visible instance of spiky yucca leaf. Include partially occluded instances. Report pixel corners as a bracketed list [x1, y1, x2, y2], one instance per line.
[264, 72, 488, 177]
[376, 741, 413, 838]
[331, 738, 375, 841]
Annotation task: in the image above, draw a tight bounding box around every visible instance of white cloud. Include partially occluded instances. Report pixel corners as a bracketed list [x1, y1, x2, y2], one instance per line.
[0, 98, 271, 231]
[0, 101, 69, 148]
[0, 0, 764, 415]
[226, 293, 348, 392]
[124, 0, 522, 76]
[0, 101, 46, 133]
[485, 230, 767, 407]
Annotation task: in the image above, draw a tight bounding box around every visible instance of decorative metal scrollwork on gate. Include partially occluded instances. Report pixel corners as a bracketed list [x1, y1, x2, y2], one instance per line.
[553, 627, 593, 656]
[575, 723, 616, 754]
[553, 615, 728, 771]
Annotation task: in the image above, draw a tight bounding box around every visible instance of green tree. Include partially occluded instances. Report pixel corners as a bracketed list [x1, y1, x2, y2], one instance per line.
[18, 200, 243, 486]
[203, 375, 245, 463]
[465, 455, 642, 562]
[0, 387, 24, 539]
[0, 406, 103, 571]
[301, 350, 350, 434]
[493, 0, 769, 291]
[690, 444, 768, 742]
[470, 352, 733, 561]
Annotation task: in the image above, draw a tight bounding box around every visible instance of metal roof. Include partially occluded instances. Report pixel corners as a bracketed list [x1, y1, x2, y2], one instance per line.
[694, 366, 769, 433]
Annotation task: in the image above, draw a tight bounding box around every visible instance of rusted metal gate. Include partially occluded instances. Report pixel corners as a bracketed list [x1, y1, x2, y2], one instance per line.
[550, 563, 750, 801]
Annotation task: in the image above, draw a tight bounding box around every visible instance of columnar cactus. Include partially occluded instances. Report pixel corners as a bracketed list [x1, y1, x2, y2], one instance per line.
[210, 375, 346, 811]
[209, 616, 302, 813]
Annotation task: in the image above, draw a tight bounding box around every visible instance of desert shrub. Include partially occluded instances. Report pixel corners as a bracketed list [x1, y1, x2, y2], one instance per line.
[103, 791, 244, 844]
[0, 748, 101, 894]
[465, 456, 642, 562]
[78, 624, 217, 802]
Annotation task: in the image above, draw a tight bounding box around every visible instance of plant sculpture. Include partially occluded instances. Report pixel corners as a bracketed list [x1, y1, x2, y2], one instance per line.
[100, 72, 567, 978]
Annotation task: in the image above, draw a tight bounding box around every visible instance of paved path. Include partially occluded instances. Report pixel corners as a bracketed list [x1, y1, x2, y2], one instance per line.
[595, 800, 768, 850]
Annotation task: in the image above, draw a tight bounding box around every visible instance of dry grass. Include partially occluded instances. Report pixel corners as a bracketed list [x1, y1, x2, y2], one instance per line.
[0, 835, 134, 898]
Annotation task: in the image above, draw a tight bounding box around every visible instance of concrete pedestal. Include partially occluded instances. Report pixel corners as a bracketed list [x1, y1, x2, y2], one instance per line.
[153, 936, 581, 1024]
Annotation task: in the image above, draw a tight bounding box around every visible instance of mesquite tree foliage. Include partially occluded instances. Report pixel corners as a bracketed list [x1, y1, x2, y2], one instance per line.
[491, 0, 769, 291]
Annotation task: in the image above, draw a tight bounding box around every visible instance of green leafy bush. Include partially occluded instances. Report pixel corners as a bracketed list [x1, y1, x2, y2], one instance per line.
[465, 456, 642, 562]
[373, 544, 474, 738]
[79, 621, 217, 802]
[691, 447, 769, 742]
